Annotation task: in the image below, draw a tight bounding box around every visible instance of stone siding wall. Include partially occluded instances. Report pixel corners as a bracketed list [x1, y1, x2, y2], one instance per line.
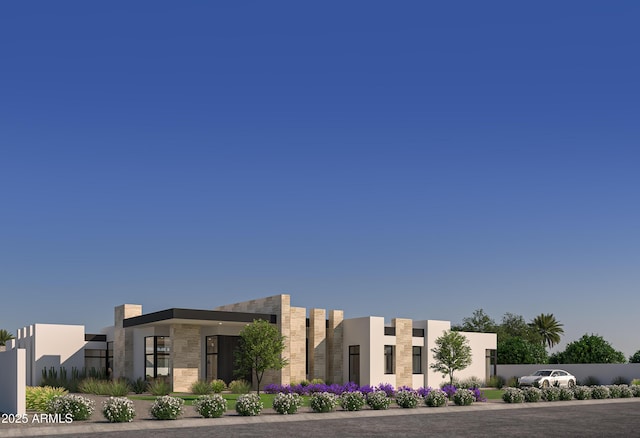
[170, 324, 201, 392]
[309, 308, 326, 381]
[113, 304, 142, 380]
[327, 310, 344, 384]
[393, 318, 412, 388]
[289, 306, 307, 383]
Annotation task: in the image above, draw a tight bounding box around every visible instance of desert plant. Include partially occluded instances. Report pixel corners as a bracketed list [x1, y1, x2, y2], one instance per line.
[148, 379, 171, 396]
[617, 385, 633, 398]
[506, 376, 520, 388]
[130, 377, 148, 394]
[340, 391, 366, 411]
[78, 378, 108, 395]
[366, 390, 391, 410]
[210, 379, 226, 393]
[573, 386, 592, 400]
[193, 394, 227, 418]
[102, 397, 136, 423]
[191, 380, 213, 395]
[395, 389, 420, 408]
[425, 389, 448, 407]
[590, 386, 610, 399]
[581, 376, 600, 386]
[452, 389, 475, 406]
[487, 375, 505, 389]
[458, 376, 483, 389]
[235, 393, 263, 416]
[523, 387, 542, 402]
[611, 376, 629, 385]
[310, 378, 325, 385]
[272, 392, 302, 414]
[150, 395, 184, 420]
[502, 388, 525, 403]
[541, 387, 560, 401]
[107, 379, 131, 396]
[48, 394, 95, 421]
[25, 386, 68, 412]
[608, 385, 622, 398]
[229, 379, 252, 394]
[310, 392, 338, 413]
[631, 385, 640, 397]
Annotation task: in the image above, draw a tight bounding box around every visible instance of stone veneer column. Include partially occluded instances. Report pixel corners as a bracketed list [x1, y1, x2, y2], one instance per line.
[289, 307, 307, 383]
[309, 308, 326, 381]
[170, 324, 201, 392]
[393, 318, 413, 389]
[326, 310, 343, 384]
[113, 304, 142, 380]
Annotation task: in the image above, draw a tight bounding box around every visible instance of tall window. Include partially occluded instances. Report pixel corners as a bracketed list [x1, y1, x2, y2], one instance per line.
[145, 336, 170, 379]
[106, 341, 113, 378]
[384, 345, 395, 374]
[206, 336, 218, 381]
[349, 345, 360, 385]
[486, 349, 497, 382]
[84, 349, 106, 373]
[412, 346, 422, 374]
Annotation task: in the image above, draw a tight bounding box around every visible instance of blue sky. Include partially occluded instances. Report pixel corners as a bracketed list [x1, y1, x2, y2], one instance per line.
[2, 2, 639, 357]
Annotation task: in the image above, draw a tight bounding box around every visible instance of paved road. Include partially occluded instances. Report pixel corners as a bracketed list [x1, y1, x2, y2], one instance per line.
[14, 400, 640, 438]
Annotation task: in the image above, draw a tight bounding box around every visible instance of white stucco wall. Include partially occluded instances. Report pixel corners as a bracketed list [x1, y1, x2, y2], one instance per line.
[425, 320, 451, 387]
[342, 317, 373, 385]
[13, 324, 86, 386]
[0, 348, 26, 415]
[455, 331, 496, 383]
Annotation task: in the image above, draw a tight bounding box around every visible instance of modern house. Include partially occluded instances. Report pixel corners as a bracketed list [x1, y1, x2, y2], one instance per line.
[8, 294, 497, 391]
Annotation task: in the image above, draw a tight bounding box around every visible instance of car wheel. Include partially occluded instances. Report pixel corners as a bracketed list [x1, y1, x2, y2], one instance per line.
[568, 380, 575, 388]
[542, 380, 549, 388]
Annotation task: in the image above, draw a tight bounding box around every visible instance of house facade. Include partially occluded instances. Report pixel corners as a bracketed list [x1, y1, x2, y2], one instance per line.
[10, 294, 497, 391]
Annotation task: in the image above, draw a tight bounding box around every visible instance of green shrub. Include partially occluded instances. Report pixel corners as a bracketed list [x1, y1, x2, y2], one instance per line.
[235, 393, 263, 416]
[558, 388, 574, 401]
[148, 379, 171, 396]
[210, 379, 226, 393]
[229, 379, 251, 394]
[617, 385, 633, 398]
[48, 394, 95, 421]
[150, 395, 184, 420]
[366, 390, 391, 410]
[541, 387, 560, 401]
[310, 392, 338, 413]
[590, 386, 610, 399]
[26, 386, 68, 412]
[340, 391, 366, 411]
[502, 388, 525, 403]
[523, 387, 542, 402]
[573, 386, 592, 400]
[425, 389, 448, 407]
[193, 394, 227, 418]
[631, 378, 640, 386]
[395, 389, 420, 408]
[78, 378, 108, 395]
[631, 385, 640, 397]
[487, 375, 505, 389]
[130, 377, 148, 394]
[191, 380, 213, 395]
[310, 378, 325, 385]
[102, 397, 136, 423]
[273, 392, 302, 414]
[452, 389, 475, 406]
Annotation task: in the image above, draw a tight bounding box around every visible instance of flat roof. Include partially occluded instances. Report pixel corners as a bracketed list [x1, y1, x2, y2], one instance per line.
[123, 308, 277, 328]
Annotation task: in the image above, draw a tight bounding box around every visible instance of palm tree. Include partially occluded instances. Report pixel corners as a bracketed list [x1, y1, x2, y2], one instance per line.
[530, 314, 564, 348]
[0, 329, 15, 346]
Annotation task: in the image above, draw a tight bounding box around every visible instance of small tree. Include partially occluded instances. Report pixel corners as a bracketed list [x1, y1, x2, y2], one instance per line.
[629, 350, 640, 364]
[430, 330, 472, 386]
[549, 334, 626, 364]
[0, 329, 14, 347]
[234, 319, 287, 395]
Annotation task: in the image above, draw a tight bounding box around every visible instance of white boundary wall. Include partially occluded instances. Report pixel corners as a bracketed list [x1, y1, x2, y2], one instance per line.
[0, 348, 26, 415]
[497, 364, 640, 385]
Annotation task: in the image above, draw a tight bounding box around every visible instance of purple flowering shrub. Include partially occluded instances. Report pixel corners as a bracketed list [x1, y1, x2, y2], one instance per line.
[376, 383, 395, 398]
[417, 387, 432, 398]
[441, 384, 457, 399]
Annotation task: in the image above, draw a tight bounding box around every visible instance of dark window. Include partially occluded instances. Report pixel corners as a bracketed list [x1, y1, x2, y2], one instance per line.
[485, 349, 497, 382]
[412, 346, 422, 374]
[145, 336, 171, 379]
[384, 327, 396, 336]
[384, 345, 395, 374]
[205, 336, 218, 381]
[84, 349, 106, 374]
[106, 341, 113, 378]
[412, 328, 425, 337]
[349, 345, 360, 385]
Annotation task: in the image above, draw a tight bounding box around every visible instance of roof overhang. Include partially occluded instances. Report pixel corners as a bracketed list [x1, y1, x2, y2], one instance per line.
[123, 308, 277, 328]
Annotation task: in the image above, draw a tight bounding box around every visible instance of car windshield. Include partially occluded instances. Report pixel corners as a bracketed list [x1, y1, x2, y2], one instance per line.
[533, 370, 552, 376]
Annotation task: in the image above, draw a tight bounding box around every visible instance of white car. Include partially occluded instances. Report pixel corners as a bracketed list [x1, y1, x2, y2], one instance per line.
[518, 369, 576, 388]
